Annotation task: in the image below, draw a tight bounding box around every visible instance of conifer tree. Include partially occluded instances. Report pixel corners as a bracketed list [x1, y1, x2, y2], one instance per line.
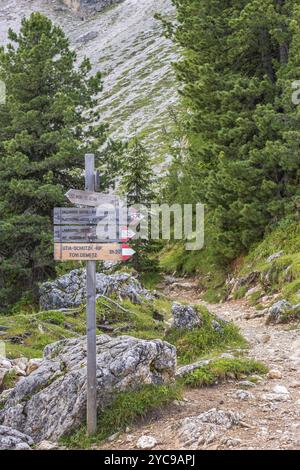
[120, 138, 155, 272]
[0, 13, 112, 309]
[164, 0, 300, 261]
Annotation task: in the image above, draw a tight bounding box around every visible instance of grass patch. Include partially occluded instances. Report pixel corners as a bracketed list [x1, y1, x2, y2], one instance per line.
[61, 383, 182, 449]
[165, 305, 247, 365]
[182, 358, 268, 388]
[0, 369, 18, 392]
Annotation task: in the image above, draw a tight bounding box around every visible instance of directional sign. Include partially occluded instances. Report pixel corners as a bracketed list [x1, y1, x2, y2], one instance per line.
[121, 243, 136, 261]
[54, 225, 111, 243]
[54, 243, 135, 261]
[65, 189, 117, 207]
[54, 225, 135, 243]
[54, 207, 139, 226]
[54, 208, 116, 225]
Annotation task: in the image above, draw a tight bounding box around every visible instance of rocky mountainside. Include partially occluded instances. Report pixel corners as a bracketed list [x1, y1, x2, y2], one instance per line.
[0, 0, 177, 160]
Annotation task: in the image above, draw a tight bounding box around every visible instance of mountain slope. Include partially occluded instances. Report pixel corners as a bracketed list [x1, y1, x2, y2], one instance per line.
[0, 0, 177, 157]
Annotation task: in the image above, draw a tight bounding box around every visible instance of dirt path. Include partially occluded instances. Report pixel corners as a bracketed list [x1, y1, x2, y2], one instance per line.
[99, 278, 300, 450]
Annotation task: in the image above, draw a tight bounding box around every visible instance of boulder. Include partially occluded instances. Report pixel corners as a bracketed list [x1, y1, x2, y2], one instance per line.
[265, 300, 292, 325]
[39, 270, 153, 310]
[0, 425, 33, 450]
[177, 408, 241, 447]
[0, 335, 176, 443]
[171, 303, 203, 330]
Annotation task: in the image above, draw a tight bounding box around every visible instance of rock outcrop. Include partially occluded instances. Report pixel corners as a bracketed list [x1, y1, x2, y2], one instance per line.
[0, 425, 33, 450]
[171, 303, 203, 330]
[177, 408, 241, 447]
[0, 335, 176, 443]
[39, 270, 153, 310]
[63, 0, 123, 15]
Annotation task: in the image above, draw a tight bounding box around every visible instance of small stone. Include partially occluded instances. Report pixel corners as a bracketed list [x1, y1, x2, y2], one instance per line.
[234, 390, 254, 400]
[273, 385, 289, 395]
[136, 435, 157, 450]
[26, 359, 42, 375]
[267, 370, 282, 380]
[267, 251, 284, 263]
[12, 357, 28, 372]
[107, 432, 120, 442]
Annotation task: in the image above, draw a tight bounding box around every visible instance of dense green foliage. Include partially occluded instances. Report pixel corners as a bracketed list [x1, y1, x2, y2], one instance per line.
[163, 0, 300, 264]
[0, 13, 116, 309]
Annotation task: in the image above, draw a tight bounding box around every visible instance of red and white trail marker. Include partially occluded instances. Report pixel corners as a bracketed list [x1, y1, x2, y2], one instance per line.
[121, 243, 136, 261]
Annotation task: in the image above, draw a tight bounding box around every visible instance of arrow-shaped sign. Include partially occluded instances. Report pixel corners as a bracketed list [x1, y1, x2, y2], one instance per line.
[65, 189, 117, 207]
[121, 243, 136, 261]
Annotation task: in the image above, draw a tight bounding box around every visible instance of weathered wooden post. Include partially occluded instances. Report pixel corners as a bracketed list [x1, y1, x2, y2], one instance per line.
[85, 153, 97, 436]
[53, 155, 137, 436]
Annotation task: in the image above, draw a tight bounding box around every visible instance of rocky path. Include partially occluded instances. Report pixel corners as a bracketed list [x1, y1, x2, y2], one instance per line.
[99, 278, 300, 450]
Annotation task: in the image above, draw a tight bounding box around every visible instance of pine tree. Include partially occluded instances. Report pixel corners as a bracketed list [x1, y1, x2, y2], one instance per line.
[120, 138, 155, 272]
[164, 0, 300, 262]
[0, 13, 113, 309]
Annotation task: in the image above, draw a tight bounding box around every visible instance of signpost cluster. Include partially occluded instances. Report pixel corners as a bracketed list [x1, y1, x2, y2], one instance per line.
[53, 154, 136, 435]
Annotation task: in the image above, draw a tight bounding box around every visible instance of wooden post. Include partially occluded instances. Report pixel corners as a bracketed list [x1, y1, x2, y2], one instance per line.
[85, 154, 97, 436]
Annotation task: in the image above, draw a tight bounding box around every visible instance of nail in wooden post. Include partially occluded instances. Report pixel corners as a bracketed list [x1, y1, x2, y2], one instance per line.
[85, 153, 97, 436]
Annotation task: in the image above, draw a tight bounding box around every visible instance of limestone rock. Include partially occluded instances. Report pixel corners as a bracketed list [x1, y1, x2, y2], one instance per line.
[266, 300, 292, 325]
[0, 425, 33, 450]
[234, 390, 254, 400]
[0, 335, 176, 443]
[12, 357, 28, 373]
[136, 435, 157, 450]
[176, 359, 212, 378]
[267, 370, 282, 380]
[178, 408, 241, 447]
[26, 359, 43, 376]
[39, 270, 153, 310]
[171, 303, 202, 330]
[267, 251, 284, 263]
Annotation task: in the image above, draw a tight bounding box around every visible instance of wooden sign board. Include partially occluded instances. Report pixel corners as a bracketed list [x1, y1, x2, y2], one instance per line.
[54, 207, 138, 226]
[54, 225, 112, 243]
[54, 243, 124, 261]
[65, 189, 118, 207]
[53, 208, 118, 226]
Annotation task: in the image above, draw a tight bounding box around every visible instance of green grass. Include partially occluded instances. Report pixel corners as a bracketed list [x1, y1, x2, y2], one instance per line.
[0, 369, 18, 393]
[0, 295, 174, 358]
[236, 220, 300, 308]
[165, 305, 247, 365]
[60, 383, 182, 449]
[182, 358, 268, 388]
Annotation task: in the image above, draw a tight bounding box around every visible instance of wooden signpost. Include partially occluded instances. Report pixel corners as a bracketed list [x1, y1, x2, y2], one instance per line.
[53, 154, 135, 437]
[65, 188, 117, 207]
